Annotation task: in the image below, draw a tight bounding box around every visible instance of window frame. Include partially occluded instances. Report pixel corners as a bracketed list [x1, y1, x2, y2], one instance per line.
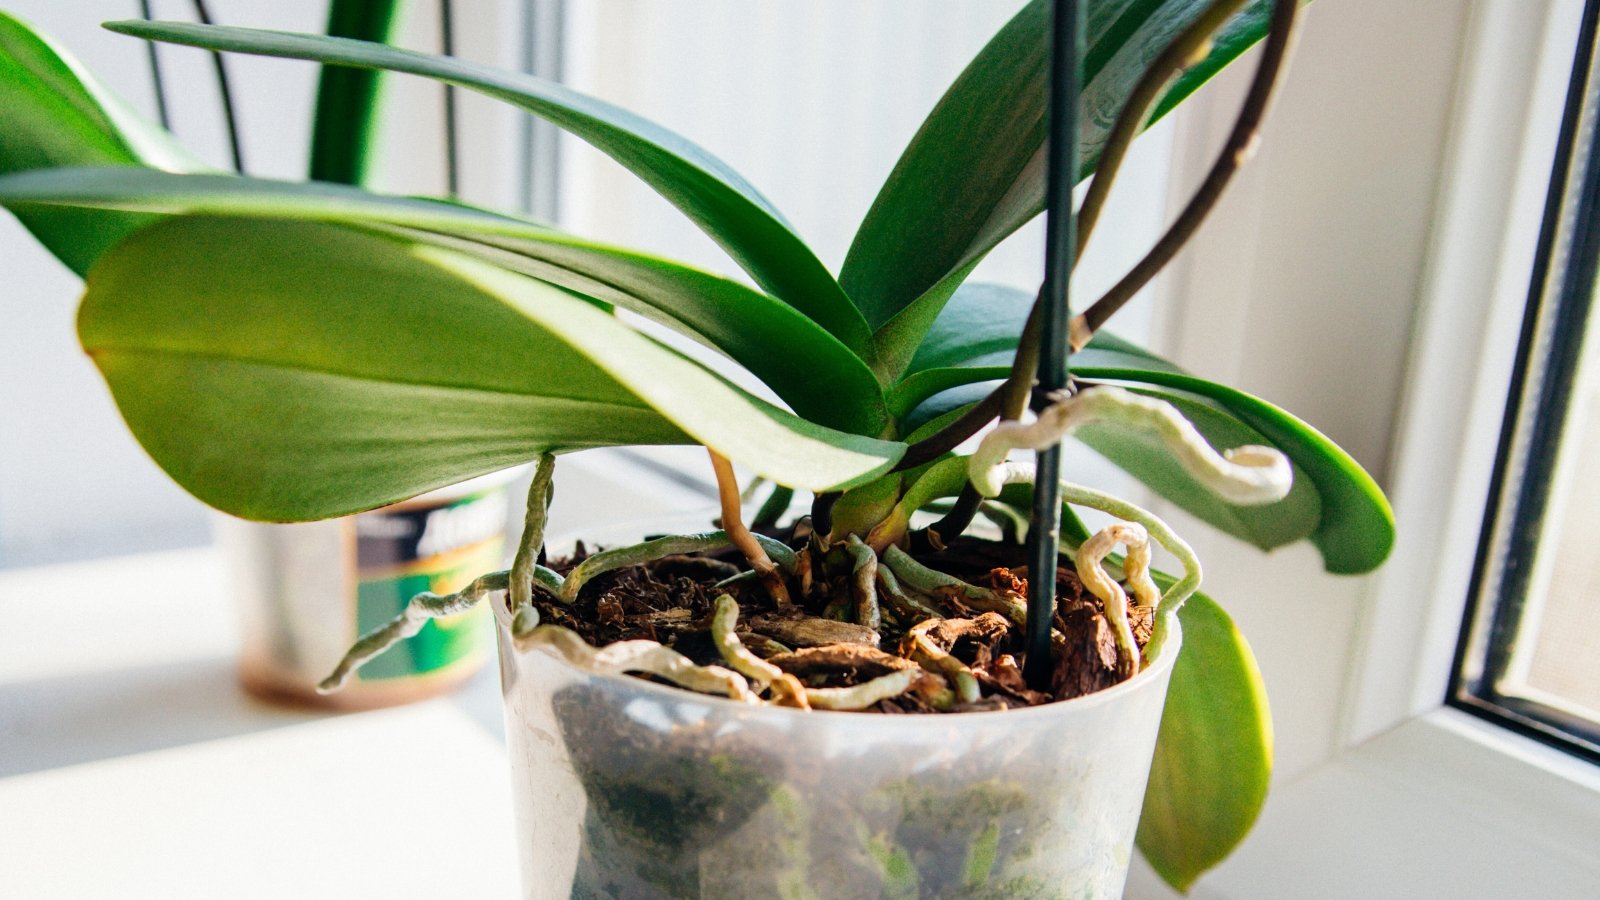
[1128, 0, 1600, 894]
[1449, 0, 1600, 767]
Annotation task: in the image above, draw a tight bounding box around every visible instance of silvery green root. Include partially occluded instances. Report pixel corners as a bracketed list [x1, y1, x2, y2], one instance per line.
[560, 530, 798, 603]
[319, 463, 566, 691]
[969, 384, 1293, 504]
[804, 668, 920, 710]
[509, 454, 557, 619]
[875, 564, 947, 621]
[906, 618, 982, 705]
[711, 594, 809, 708]
[317, 569, 511, 693]
[523, 624, 756, 702]
[881, 545, 1028, 625]
[844, 534, 882, 633]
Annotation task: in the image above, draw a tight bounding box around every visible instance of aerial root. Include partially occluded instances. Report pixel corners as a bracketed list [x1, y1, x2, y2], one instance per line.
[520, 623, 756, 703]
[1074, 523, 1161, 679]
[844, 535, 882, 634]
[904, 618, 982, 704]
[511, 454, 558, 614]
[560, 531, 798, 603]
[881, 545, 1028, 625]
[875, 564, 946, 621]
[709, 449, 793, 606]
[319, 570, 510, 693]
[711, 594, 810, 709]
[803, 668, 921, 711]
[969, 385, 1292, 505]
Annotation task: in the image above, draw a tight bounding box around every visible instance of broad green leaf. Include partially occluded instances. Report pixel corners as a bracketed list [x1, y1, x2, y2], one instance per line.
[902, 383, 996, 437]
[904, 281, 1178, 378]
[0, 167, 887, 435]
[103, 19, 873, 355]
[1138, 591, 1272, 893]
[850, 0, 1289, 378]
[80, 216, 902, 521]
[904, 282, 1035, 375]
[891, 281, 1388, 572]
[887, 279, 1168, 418]
[0, 12, 203, 274]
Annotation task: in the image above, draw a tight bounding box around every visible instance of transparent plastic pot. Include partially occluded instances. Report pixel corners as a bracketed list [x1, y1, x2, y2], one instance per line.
[494, 515, 1180, 899]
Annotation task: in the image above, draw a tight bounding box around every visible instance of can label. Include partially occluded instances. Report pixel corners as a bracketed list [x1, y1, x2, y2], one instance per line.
[350, 488, 509, 681]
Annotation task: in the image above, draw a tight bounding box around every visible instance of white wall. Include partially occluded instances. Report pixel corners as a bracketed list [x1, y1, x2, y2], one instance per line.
[0, 0, 540, 566]
[0, 0, 327, 566]
[558, 0, 1178, 481]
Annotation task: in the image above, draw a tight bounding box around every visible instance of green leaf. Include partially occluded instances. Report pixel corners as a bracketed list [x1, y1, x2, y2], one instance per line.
[841, 0, 1048, 330]
[903, 282, 1034, 375]
[901, 383, 996, 437]
[0, 11, 203, 274]
[308, 0, 405, 185]
[0, 167, 887, 435]
[905, 281, 1179, 376]
[887, 281, 1175, 419]
[1138, 591, 1272, 893]
[849, 0, 1288, 378]
[103, 19, 873, 356]
[80, 216, 902, 521]
[892, 282, 1390, 572]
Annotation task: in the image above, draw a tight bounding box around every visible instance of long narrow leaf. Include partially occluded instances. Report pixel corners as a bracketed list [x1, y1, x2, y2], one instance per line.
[0, 12, 203, 274]
[0, 167, 887, 435]
[80, 216, 902, 521]
[103, 19, 872, 355]
[851, 0, 1289, 379]
[308, 0, 405, 185]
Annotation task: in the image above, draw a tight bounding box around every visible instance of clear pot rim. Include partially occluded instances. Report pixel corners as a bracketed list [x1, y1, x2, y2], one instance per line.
[494, 599, 1181, 727]
[497, 508, 1184, 725]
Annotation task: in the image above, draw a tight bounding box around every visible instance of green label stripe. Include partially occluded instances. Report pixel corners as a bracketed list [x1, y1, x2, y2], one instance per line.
[354, 537, 502, 681]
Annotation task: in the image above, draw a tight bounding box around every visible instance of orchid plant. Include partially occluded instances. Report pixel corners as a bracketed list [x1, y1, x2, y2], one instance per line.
[0, 0, 1392, 890]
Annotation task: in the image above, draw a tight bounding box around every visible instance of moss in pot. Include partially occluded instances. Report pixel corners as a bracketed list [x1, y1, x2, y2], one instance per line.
[0, 0, 1395, 895]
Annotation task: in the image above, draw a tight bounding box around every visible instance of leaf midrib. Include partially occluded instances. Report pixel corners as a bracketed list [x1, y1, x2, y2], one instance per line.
[86, 344, 660, 412]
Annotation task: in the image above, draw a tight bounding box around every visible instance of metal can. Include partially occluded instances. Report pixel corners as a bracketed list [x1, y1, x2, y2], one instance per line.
[226, 469, 522, 709]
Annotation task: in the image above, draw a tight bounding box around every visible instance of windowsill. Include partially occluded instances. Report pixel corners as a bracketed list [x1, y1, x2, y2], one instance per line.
[0, 547, 520, 897]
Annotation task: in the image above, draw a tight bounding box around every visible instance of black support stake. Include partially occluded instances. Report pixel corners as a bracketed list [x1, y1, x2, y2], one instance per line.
[1023, 0, 1083, 692]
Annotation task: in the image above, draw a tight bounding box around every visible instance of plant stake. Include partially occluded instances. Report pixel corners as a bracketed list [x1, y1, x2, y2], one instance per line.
[1024, 0, 1084, 690]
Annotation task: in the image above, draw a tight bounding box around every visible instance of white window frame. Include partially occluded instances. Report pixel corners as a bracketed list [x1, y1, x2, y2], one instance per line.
[1130, 1, 1600, 895]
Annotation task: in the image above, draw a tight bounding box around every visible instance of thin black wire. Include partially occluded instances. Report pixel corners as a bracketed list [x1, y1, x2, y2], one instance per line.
[137, 0, 171, 130]
[440, 0, 461, 196]
[190, 0, 245, 173]
[1022, 0, 1082, 691]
